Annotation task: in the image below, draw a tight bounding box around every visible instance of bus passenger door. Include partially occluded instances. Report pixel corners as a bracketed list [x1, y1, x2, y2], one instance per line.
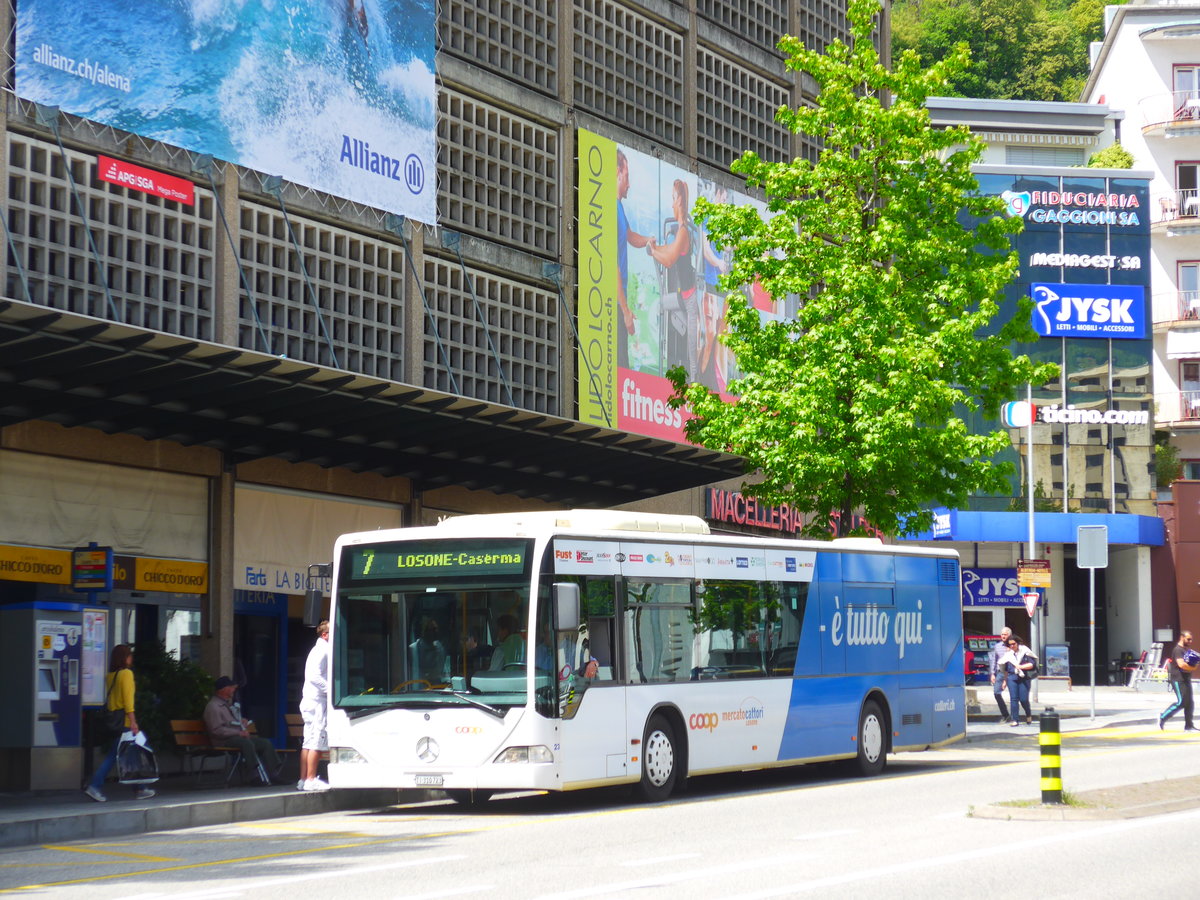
[560, 684, 626, 786]
[558, 602, 627, 787]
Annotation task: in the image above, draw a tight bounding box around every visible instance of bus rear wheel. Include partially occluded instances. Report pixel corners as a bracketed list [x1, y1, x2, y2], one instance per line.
[856, 700, 887, 777]
[637, 714, 678, 802]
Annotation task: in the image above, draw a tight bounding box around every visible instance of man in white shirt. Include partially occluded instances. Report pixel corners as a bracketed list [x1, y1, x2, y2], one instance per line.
[299, 620, 331, 791]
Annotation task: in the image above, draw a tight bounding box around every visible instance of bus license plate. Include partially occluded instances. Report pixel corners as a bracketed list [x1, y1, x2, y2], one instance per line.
[415, 775, 444, 786]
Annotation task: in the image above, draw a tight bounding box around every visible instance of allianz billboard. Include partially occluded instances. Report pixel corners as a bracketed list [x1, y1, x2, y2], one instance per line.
[14, 0, 437, 224]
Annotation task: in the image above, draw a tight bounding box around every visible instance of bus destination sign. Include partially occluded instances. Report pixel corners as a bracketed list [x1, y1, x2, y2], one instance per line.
[347, 540, 528, 580]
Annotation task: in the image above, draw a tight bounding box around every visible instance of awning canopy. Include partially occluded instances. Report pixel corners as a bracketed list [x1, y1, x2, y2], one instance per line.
[0, 299, 745, 506]
[1166, 328, 1200, 359]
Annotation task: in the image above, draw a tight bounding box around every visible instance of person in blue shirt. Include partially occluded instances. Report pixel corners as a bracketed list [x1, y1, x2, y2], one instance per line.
[989, 627, 1012, 723]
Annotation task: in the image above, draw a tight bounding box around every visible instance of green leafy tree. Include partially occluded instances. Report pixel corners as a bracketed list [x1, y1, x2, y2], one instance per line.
[669, 0, 1058, 539]
[133, 640, 214, 753]
[1155, 432, 1183, 488]
[892, 0, 1115, 101]
[891, 0, 1036, 98]
[1087, 143, 1134, 169]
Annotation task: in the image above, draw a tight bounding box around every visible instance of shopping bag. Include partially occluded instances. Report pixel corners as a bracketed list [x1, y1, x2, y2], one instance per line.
[117, 735, 160, 784]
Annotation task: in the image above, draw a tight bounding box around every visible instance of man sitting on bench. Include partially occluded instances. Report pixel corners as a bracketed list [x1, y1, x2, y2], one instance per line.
[203, 675, 286, 786]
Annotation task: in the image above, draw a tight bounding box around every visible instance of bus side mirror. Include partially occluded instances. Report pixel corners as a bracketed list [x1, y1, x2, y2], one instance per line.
[553, 582, 580, 633]
[304, 563, 331, 626]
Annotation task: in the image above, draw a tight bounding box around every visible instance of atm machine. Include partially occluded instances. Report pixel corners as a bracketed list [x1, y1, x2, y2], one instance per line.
[0, 602, 85, 790]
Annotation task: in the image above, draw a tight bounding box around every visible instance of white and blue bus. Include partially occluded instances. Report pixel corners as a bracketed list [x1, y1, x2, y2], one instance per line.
[325, 509, 965, 802]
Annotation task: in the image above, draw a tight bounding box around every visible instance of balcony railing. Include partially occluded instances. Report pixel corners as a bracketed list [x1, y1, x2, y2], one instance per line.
[1140, 90, 1200, 130]
[1158, 389, 1200, 422]
[1152, 188, 1200, 224]
[1164, 290, 1200, 321]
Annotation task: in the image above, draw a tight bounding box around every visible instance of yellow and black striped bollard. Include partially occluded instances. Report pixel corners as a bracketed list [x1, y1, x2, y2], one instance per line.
[1039, 707, 1062, 804]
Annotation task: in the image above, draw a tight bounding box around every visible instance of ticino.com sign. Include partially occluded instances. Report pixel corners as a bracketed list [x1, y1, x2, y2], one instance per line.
[1001, 401, 1149, 428]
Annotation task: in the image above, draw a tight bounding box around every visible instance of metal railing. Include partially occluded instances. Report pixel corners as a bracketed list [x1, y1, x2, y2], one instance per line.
[1153, 188, 1200, 224]
[1157, 389, 1200, 422]
[1139, 90, 1200, 130]
[1162, 290, 1200, 320]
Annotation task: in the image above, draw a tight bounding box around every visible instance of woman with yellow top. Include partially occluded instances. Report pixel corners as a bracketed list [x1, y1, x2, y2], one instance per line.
[85, 644, 155, 802]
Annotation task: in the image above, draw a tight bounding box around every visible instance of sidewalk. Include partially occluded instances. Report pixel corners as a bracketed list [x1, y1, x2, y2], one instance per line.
[965, 680, 1170, 737]
[0, 685, 1175, 851]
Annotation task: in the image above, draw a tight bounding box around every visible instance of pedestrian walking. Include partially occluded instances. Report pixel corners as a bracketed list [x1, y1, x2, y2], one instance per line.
[989, 627, 1012, 722]
[299, 620, 332, 792]
[1000, 637, 1038, 726]
[84, 644, 155, 802]
[1159, 631, 1198, 731]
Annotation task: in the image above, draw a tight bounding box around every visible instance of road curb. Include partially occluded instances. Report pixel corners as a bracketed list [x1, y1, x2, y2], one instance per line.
[970, 796, 1200, 821]
[0, 789, 410, 850]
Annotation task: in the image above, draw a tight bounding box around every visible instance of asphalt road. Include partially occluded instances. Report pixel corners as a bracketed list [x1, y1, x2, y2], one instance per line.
[2, 723, 1195, 899]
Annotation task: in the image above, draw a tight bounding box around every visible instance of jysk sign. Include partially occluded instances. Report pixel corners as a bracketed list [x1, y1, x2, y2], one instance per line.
[1030, 283, 1146, 339]
[961, 568, 1020, 607]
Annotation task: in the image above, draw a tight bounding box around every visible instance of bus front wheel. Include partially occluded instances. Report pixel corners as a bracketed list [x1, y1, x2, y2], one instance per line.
[637, 714, 678, 802]
[856, 700, 887, 777]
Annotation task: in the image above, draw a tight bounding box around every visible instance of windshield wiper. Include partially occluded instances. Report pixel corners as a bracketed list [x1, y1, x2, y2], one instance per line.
[343, 700, 425, 719]
[441, 689, 506, 719]
[341, 692, 506, 720]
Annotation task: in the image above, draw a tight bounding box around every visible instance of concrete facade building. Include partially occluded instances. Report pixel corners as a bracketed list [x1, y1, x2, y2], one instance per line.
[0, 0, 864, 787]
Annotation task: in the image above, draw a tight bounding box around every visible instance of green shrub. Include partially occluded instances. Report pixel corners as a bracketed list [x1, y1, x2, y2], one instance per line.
[132, 641, 214, 752]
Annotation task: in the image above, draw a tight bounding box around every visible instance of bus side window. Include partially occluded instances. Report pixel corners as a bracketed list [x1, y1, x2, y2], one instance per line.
[624, 580, 694, 684]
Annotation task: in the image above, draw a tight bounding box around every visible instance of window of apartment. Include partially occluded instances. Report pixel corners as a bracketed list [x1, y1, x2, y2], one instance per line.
[1181, 261, 1200, 318]
[1182, 362, 1200, 419]
[1175, 65, 1200, 118]
[1183, 361, 1200, 390]
[1185, 460, 1200, 480]
[1176, 161, 1200, 216]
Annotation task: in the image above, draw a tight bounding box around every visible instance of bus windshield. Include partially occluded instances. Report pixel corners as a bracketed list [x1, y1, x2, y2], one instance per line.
[332, 537, 549, 714]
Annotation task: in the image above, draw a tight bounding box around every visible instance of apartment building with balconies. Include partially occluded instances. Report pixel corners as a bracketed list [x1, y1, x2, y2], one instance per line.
[1083, 0, 1200, 640]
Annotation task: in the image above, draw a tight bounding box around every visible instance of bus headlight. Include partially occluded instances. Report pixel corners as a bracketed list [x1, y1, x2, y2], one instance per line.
[493, 745, 554, 764]
[330, 747, 368, 764]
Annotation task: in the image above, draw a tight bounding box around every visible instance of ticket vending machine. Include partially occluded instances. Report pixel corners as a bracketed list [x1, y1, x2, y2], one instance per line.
[0, 602, 85, 790]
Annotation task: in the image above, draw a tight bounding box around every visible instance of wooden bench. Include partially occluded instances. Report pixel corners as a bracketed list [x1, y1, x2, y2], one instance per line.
[170, 719, 243, 785]
[171, 719, 291, 786]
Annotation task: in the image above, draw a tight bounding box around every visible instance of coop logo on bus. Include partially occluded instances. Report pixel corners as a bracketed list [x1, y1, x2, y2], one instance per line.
[689, 712, 719, 731]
